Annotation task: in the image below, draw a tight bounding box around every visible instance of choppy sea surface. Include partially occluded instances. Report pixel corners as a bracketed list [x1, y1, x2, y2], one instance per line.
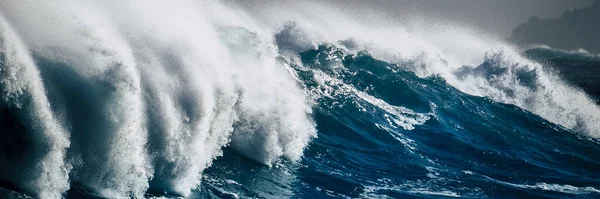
[0, 1, 599, 198]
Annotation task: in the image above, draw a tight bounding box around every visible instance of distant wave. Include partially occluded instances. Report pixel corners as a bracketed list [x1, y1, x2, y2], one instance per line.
[525, 45, 600, 59]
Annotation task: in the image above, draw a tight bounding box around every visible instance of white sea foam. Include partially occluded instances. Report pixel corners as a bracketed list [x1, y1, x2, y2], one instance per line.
[0, 0, 315, 198]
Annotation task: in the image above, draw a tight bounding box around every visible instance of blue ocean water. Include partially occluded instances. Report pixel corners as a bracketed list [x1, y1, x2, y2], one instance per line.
[191, 46, 600, 199]
[0, 1, 599, 199]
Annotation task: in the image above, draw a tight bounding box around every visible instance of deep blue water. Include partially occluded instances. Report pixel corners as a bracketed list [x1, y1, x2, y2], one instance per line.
[188, 46, 600, 198]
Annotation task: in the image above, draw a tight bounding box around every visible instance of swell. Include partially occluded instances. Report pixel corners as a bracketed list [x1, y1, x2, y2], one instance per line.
[273, 20, 600, 139]
[290, 45, 600, 198]
[196, 44, 600, 198]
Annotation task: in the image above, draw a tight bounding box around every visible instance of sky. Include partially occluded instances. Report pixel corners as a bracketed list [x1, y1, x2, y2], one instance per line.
[231, 0, 595, 39]
[328, 0, 595, 38]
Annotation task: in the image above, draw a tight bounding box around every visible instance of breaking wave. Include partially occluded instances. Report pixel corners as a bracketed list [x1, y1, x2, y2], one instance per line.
[0, 1, 598, 198]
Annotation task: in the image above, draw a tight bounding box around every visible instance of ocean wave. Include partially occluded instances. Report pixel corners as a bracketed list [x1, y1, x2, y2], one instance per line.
[0, 1, 599, 198]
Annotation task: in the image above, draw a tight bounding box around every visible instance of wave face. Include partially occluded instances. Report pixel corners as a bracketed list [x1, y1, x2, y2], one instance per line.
[0, 1, 599, 199]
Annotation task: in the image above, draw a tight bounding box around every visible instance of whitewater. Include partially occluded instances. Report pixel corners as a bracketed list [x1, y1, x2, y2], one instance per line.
[0, 1, 598, 198]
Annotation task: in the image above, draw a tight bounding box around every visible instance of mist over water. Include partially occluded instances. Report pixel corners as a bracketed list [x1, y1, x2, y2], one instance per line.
[0, 1, 598, 198]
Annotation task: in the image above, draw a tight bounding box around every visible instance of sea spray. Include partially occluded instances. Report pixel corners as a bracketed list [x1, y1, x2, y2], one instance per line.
[0, 13, 71, 199]
[0, 0, 316, 198]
